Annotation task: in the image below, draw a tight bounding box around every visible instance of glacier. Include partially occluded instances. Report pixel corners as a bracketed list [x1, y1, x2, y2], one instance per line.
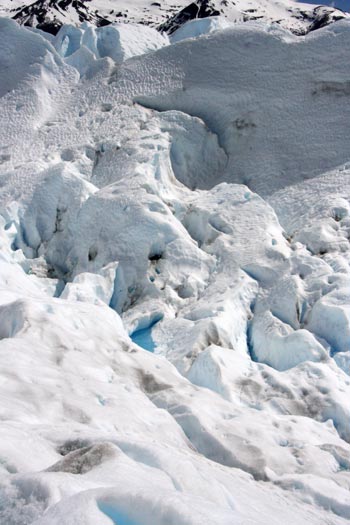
[0, 13, 350, 525]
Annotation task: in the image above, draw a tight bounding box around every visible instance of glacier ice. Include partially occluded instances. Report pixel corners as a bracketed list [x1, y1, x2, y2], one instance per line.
[0, 14, 350, 525]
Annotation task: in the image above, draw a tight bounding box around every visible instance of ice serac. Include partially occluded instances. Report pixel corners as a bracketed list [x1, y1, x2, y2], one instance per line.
[1, 14, 350, 525]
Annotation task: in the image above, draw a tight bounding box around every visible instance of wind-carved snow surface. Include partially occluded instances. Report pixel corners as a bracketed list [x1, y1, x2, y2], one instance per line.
[1, 15, 350, 525]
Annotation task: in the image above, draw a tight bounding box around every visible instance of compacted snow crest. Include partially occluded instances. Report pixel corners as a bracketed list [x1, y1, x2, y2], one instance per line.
[1, 14, 350, 525]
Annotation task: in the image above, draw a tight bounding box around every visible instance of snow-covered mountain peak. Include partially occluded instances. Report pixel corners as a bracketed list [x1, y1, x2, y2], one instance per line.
[0, 0, 348, 34]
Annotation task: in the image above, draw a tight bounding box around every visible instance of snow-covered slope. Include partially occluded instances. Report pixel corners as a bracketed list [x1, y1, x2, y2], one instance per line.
[1, 13, 350, 525]
[0, 0, 348, 34]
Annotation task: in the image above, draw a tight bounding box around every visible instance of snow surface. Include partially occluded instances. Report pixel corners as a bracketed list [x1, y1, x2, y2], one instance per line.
[1, 13, 350, 525]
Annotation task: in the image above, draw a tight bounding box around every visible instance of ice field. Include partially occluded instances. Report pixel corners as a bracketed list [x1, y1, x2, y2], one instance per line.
[0, 12, 350, 525]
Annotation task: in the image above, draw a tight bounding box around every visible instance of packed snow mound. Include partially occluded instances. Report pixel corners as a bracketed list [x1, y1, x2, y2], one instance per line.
[0, 18, 65, 98]
[1, 16, 350, 525]
[170, 15, 236, 42]
[124, 20, 350, 195]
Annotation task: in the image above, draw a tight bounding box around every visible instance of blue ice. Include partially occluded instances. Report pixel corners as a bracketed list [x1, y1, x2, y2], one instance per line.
[130, 315, 163, 352]
[98, 503, 140, 525]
